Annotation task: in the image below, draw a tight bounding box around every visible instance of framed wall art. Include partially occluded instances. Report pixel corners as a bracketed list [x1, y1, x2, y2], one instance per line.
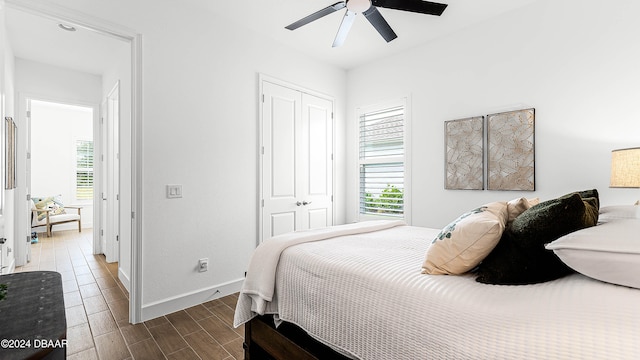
[444, 116, 484, 190]
[486, 108, 535, 191]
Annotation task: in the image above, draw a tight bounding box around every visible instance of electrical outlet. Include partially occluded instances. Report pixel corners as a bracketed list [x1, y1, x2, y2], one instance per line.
[198, 258, 209, 272]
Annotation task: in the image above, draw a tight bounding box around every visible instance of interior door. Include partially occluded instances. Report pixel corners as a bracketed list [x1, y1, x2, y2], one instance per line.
[261, 80, 333, 241]
[262, 82, 300, 239]
[301, 94, 333, 230]
[20, 100, 33, 266]
[100, 99, 107, 255]
[109, 84, 120, 263]
[103, 82, 120, 263]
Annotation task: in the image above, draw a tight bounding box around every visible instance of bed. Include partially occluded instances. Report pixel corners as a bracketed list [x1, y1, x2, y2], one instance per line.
[234, 199, 640, 360]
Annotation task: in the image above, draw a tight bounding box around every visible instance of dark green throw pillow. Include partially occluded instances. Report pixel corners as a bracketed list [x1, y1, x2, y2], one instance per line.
[577, 188, 599, 210]
[476, 192, 599, 285]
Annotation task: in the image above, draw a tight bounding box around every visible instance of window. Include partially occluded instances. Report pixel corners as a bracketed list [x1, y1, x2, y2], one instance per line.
[358, 100, 409, 220]
[76, 140, 94, 200]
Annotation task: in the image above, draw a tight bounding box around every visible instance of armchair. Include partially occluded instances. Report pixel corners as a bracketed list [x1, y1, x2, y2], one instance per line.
[31, 196, 82, 237]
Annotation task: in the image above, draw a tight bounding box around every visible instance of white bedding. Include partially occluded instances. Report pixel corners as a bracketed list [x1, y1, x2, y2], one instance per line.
[235, 224, 640, 359]
[234, 220, 406, 323]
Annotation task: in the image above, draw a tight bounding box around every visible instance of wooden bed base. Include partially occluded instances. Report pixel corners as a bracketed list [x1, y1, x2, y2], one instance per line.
[244, 315, 353, 360]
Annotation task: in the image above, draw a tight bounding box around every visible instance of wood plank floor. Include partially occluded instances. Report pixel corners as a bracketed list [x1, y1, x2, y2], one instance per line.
[14, 229, 244, 360]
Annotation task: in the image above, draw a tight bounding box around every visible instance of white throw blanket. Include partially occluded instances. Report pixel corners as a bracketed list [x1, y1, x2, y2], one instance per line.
[233, 220, 406, 327]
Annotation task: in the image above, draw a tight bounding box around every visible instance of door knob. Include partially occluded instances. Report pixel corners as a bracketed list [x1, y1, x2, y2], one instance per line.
[296, 201, 302, 206]
[302, 201, 312, 205]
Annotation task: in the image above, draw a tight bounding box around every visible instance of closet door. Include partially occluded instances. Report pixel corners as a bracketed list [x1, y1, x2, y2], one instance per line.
[261, 80, 333, 241]
[300, 93, 333, 231]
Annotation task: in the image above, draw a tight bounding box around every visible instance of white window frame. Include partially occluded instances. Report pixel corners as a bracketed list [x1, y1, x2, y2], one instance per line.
[356, 97, 411, 224]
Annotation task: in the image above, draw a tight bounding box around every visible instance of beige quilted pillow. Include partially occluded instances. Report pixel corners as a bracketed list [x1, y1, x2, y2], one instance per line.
[422, 201, 508, 275]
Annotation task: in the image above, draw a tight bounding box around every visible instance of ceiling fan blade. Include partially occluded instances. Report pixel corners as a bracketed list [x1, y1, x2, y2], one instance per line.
[371, 0, 448, 16]
[362, 7, 397, 42]
[285, 2, 347, 30]
[332, 10, 357, 47]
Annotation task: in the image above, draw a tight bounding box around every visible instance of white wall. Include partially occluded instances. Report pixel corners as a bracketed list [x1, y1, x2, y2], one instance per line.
[139, 3, 347, 318]
[346, 0, 640, 228]
[15, 59, 102, 102]
[38, 0, 348, 320]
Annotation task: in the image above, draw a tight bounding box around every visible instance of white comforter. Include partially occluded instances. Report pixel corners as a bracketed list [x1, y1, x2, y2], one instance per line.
[234, 220, 406, 325]
[235, 223, 640, 360]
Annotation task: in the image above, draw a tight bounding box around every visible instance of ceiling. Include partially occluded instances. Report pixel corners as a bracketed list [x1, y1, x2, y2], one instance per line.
[206, 0, 540, 69]
[5, 6, 129, 76]
[5, 0, 540, 74]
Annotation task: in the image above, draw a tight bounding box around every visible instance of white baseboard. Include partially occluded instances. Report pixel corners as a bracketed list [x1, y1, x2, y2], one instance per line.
[140, 278, 244, 322]
[2, 258, 16, 274]
[118, 267, 130, 292]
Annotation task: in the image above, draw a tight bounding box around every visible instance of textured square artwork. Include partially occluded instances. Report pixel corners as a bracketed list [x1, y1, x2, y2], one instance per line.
[444, 116, 484, 190]
[487, 108, 535, 191]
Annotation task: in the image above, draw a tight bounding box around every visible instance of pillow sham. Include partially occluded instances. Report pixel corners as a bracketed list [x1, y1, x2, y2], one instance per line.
[475, 192, 599, 285]
[546, 219, 640, 289]
[422, 201, 508, 275]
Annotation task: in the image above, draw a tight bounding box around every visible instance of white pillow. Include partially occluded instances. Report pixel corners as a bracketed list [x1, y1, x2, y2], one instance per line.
[545, 219, 640, 289]
[422, 201, 508, 275]
[598, 205, 640, 222]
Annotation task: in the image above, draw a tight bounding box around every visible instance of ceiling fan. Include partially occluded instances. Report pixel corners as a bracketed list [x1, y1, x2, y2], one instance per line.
[285, 0, 448, 47]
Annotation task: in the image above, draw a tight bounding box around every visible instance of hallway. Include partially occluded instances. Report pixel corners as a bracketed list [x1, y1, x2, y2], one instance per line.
[14, 230, 243, 359]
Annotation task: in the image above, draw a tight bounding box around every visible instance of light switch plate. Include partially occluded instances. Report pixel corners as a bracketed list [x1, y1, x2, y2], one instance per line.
[166, 184, 182, 199]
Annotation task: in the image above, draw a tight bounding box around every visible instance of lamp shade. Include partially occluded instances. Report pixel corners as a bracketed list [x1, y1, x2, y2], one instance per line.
[610, 147, 640, 188]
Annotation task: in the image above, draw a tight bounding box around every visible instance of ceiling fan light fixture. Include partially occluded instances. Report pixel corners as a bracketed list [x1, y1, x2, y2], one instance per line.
[285, 0, 447, 47]
[346, 0, 372, 13]
[58, 23, 76, 32]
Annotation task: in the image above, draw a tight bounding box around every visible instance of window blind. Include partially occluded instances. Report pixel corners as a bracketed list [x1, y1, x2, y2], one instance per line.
[76, 140, 94, 200]
[359, 106, 404, 217]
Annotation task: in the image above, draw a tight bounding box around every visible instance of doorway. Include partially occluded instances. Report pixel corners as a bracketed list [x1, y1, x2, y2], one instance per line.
[28, 99, 96, 244]
[7, 1, 142, 323]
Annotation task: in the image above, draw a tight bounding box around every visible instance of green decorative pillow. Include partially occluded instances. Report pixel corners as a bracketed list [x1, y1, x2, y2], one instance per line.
[422, 201, 508, 275]
[32, 195, 66, 221]
[475, 191, 599, 285]
[576, 188, 599, 210]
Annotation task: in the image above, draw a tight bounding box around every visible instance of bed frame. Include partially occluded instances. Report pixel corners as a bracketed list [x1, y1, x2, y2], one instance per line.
[243, 315, 353, 360]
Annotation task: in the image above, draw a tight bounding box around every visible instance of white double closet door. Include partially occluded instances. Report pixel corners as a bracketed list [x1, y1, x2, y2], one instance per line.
[261, 80, 334, 241]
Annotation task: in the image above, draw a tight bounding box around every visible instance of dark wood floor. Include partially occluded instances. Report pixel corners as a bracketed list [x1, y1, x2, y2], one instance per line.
[15, 229, 244, 360]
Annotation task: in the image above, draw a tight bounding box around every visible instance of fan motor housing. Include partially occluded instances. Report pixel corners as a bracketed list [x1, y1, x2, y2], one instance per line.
[347, 0, 372, 13]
